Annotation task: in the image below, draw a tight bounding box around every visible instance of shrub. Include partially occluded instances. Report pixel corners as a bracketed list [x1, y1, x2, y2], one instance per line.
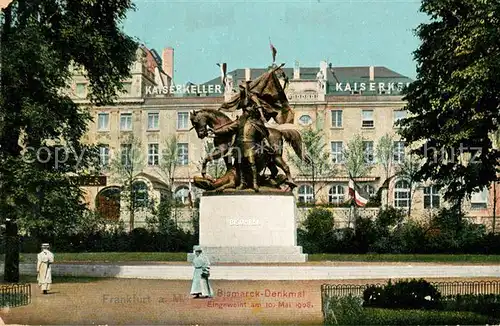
[363, 279, 441, 310]
[299, 208, 335, 253]
[441, 294, 500, 318]
[324, 295, 494, 325]
[356, 308, 493, 325]
[323, 294, 363, 325]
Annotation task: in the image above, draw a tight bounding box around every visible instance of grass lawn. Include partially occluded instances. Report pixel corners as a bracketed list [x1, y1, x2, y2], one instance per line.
[308, 253, 500, 263]
[13, 252, 500, 263]
[19, 252, 187, 263]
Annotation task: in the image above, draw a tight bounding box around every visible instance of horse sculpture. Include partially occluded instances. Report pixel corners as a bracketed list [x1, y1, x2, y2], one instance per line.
[190, 108, 309, 191]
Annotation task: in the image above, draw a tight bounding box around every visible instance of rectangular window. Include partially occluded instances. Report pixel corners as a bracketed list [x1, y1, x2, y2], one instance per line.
[121, 144, 132, 167]
[424, 186, 440, 209]
[393, 110, 407, 127]
[98, 145, 110, 167]
[331, 110, 342, 128]
[148, 143, 159, 166]
[148, 112, 159, 130]
[393, 141, 405, 163]
[120, 113, 132, 131]
[331, 141, 343, 164]
[361, 110, 374, 128]
[363, 141, 374, 164]
[177, 143, 189, 165]
[97, 113, 109, 131]
[76, 83, 87, 97]
[177, 112, 189, 130]
[471, 188, 488, 210]
[394, 181, 410, 208]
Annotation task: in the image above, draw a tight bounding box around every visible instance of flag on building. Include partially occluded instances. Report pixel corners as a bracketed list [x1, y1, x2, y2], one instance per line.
[216, 63, 227, 85]
[269, 39, 277, 63]
[348, 175, 369, 207]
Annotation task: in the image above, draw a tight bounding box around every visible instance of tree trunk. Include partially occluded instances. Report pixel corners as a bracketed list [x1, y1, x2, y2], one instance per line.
[312, 164, 316, 204]
[3, 219, 20, 283]
[493, 182, 497, 234]
[129, 183, 134, 232]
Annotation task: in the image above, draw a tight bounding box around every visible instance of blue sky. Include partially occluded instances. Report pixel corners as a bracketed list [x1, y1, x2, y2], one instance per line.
[124, 0, 427, 84]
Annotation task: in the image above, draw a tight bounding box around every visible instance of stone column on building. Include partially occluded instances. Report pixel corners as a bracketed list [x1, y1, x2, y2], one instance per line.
[224, 75, 234, 101]
[316, 61, 328, 101]
[293, 60, 300, 80]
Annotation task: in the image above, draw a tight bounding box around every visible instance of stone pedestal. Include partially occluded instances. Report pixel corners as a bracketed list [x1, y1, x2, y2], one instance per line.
[187, 192, 307, 263]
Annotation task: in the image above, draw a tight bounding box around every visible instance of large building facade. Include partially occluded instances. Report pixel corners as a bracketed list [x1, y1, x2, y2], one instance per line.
[68, 46, 499, 231]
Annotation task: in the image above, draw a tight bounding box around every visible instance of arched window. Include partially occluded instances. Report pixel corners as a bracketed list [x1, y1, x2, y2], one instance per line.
[328, 185, 345, 204]
[394, 180, 410, 208]
[175, 186, 190, 205]
[298, 185, 314, 203]
[133, 181, 149, 208]
[363, 185, 376, 198]
[96, 187, 121, 221]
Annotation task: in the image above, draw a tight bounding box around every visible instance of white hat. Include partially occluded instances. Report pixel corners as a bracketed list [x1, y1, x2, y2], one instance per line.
[41, 243, 50, 248]
[193, 245, 202, 252]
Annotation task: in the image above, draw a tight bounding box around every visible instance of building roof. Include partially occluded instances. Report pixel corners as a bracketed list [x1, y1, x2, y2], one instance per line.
[198, 65, 413, 97]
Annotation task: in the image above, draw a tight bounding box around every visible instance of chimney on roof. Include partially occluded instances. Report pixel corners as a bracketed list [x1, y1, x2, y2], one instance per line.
[369, 66, 375, 81]
[294, 60, 300, 79]
[245, 68, 251, 81]
[162, 47, 174, 79]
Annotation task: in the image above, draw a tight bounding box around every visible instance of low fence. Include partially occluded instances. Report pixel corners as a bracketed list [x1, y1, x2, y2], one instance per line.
[0, 283, 31, 308]
[321, 280, 500, 315]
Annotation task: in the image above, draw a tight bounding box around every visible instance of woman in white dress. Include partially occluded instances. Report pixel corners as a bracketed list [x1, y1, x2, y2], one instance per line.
[37, 243, 54, 294]
[190, 246, 214, 299]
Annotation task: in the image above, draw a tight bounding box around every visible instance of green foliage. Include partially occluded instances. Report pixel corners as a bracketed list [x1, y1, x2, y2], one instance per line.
[156, 135, 180, 186]
[0, 0, 138, 281]
[363, 279, 441, 310]
[441, 294, 500, 318]
[299, 208, 335, 253]
[350, 308, 492, 325]
[323, 295, 363, 325]
[376, 134, 394, 180]
[399, 0, 500, 204]
[425, 207, 486, 253]
[343, 134, 373, 178]
[299, 205, 496, 254]
[323, 289, 493, 325]
[288, 128, 337, 200]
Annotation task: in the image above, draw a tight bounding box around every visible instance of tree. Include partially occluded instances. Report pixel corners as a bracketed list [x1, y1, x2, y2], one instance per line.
[343, 134, 374, 178]
[288, 127, 337, 202]
[0, 1, 137, 282]
[399, 0, 500, 207]
[109, 134, 147, 232]
[156, 135, 179, 191]
[152, 135, 182, 231]
[376, 133, 395, 207]
[395, 153, 423, 218]
[490, 129, 500, 233]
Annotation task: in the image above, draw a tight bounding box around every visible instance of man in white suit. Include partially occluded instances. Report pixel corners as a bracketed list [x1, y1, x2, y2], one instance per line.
[37, 243, 54, 294]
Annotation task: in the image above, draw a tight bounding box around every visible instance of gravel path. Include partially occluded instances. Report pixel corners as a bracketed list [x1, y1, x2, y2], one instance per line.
[2, 277, 500, 325]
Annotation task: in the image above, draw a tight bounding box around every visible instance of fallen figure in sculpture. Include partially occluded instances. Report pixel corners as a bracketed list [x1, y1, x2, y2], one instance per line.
[193, 166, 294, 193]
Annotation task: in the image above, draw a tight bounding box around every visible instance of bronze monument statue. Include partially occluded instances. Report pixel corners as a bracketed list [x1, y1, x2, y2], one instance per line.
[191, 64, 310, 193]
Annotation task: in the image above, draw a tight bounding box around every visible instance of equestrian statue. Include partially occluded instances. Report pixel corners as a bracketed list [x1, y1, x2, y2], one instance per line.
[190, 64, 310, 193]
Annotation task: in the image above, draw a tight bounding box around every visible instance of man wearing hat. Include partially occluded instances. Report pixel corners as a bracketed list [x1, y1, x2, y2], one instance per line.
[37, 243, 54, 294]
[190, 246, 213, 299]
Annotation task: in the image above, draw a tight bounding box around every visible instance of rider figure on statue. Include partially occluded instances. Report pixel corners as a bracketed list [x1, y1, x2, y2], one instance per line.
[238, 81, 275, 155]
